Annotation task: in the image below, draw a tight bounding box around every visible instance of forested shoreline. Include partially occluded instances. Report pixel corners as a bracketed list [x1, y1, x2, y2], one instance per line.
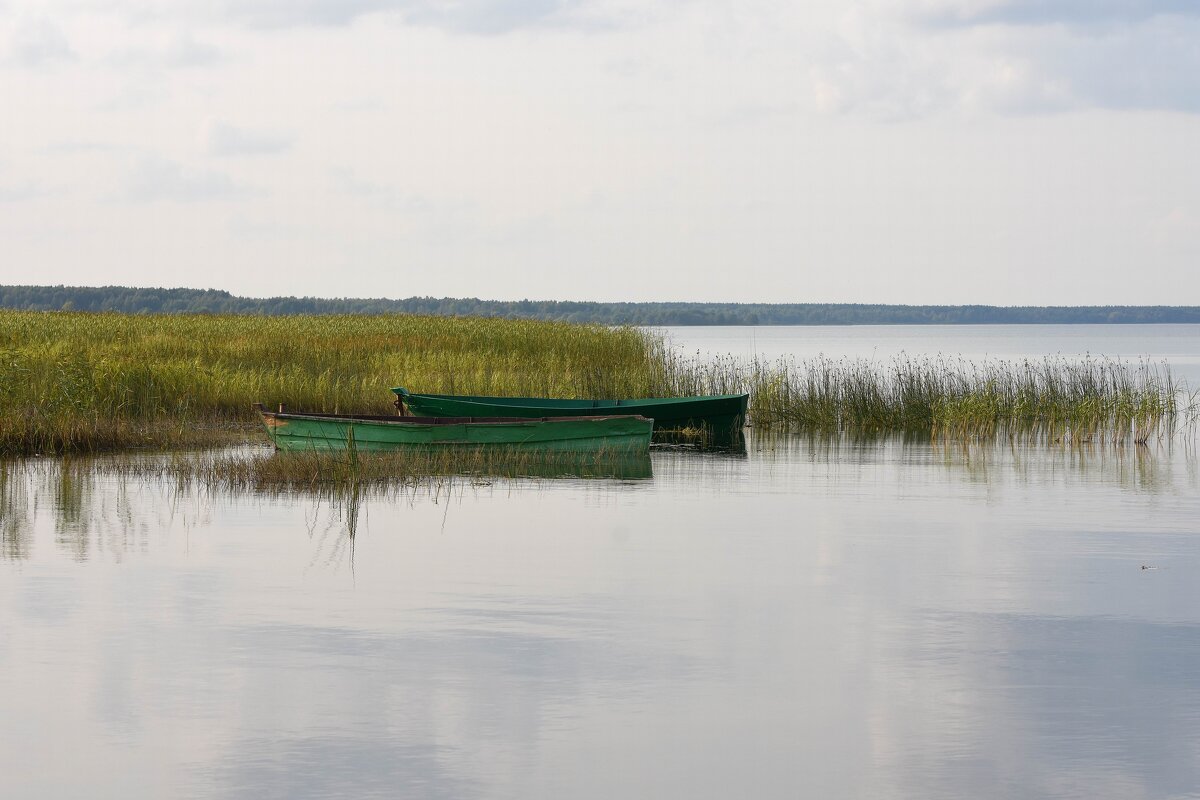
[2, 284, 1199, 325]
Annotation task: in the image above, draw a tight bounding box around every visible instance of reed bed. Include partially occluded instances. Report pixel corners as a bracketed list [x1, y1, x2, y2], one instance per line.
[0, 310, 1191, 454]
[0, 310, 665, 454]
[742, 354, 1188, 443]
[644, 335, 1190, 442]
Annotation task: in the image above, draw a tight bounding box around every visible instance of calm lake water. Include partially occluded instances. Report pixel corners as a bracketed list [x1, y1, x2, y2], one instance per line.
[3, 325, 1200, 799]
[661, 323, 1200, 387]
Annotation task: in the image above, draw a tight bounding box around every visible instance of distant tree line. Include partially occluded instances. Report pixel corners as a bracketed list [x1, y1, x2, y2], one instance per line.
[2, 284, 1199, 325]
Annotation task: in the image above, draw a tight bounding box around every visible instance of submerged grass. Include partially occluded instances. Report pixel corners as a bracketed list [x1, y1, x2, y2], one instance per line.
[0, 309, 1191, 454]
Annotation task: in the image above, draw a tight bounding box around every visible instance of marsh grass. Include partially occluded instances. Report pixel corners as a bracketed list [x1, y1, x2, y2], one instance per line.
[740, 354, 1190, 443]
[1, 310, 1192, 454]
[0, 310, 664, 454]
[646, 343, 1191, 443]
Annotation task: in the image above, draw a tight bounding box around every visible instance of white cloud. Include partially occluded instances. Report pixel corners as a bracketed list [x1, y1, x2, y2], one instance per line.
[330, 168, 430, 212]
[6, 16, 74, 67]
[211, 0, 392, 29]
[809, 1, 1200, 117]
[108, 30, 221, 69]
[394, 0, 623, 35]
[2, 0, 1199, 303]
[0, 182, 39, 203]
[89, 0, 640, 33]
[124, 156, 239, 202]
[201, 121, 294, 157]
[913, 0, 1200, 28]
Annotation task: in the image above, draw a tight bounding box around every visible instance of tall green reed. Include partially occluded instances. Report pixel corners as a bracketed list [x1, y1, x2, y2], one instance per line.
[0, 311, 666, 454]
[1, 310, 1190, 454]
[740, 354, 1186, 443]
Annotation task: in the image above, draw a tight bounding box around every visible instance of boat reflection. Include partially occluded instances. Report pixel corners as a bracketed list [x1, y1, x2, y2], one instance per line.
[218, 446, 655, 485]
[652, 426, 748, 453]
[498, 451, 653, 480]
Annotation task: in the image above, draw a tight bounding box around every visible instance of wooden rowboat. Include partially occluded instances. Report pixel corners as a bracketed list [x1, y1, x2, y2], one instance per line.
[254, 404, 653, 454]
[391, 388, 749, 439]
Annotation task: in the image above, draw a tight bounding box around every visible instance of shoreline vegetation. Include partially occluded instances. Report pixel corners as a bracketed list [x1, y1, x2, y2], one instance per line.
[4, 284, 1200, 326]
[0, 310, 1192, 459]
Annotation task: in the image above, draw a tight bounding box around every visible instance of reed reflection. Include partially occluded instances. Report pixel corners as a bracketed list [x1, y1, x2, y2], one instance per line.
[746, 429, 1198, 496]
[53, 460, 92, 561]
[1, 434, 1193, 566]
[0, 447, 655, 565]
[0, 461, 31, 560]
[2, 428, 1200, 798]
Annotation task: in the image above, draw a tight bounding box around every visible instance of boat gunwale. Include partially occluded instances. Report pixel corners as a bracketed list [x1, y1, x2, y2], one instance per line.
[391, 388, 748, 406]
[257, 408, 653, 427]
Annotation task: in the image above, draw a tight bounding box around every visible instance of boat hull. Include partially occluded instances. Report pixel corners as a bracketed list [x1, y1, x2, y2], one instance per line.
[257, 408, 654, 454]
[392, 389, 749, 439]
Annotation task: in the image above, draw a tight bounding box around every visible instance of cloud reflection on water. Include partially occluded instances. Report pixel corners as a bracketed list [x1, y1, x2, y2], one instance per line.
[0, 436, 1198, 798]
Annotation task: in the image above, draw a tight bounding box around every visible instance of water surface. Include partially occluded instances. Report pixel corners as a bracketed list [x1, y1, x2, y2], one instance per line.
[661, 323, 1200, 386]
[3, 325, 1200, 799]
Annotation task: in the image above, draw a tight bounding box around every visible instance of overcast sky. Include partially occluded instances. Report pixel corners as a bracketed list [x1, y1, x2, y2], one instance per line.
[1, 0, 1198, 304]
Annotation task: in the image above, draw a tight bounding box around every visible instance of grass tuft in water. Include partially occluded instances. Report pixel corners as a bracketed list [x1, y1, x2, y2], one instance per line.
[741, 354, 1189, 443]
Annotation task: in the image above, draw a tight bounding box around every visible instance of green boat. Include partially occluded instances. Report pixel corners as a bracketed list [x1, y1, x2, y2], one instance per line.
[255, 404, 653, 454]
[392, 388, 749, 439]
